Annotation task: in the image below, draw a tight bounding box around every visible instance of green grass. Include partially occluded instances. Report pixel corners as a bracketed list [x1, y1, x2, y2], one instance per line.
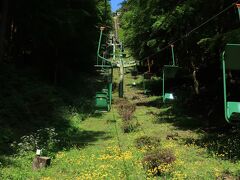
[1, 70, 240, 179]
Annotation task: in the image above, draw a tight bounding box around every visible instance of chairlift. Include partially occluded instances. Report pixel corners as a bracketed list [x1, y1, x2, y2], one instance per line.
[162, 45, 179, 102]
[95, 27, 113, 112]
[221, 43, 240, 123]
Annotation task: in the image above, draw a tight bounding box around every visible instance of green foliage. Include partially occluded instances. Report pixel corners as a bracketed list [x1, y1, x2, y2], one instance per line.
[122, 120, 139, 133]
[116, 99, 136, 121]
[11, 128, 59, 156]
[135, 136, 161, 150]
[142, 148, 176, 176]
[0, 0, 112, 157]
[1, 73, 240, 179]
[119, 0, 240, 67]
[116, 98, 139, 133]
[0, 63, 97, 157]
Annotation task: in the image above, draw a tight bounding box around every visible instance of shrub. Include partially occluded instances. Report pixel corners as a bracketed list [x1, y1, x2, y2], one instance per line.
[216, 170, 238, 180]
[135, 136, 161, 150]
[11, 128, 60, 156]
[122, 121, 139, 133]
[116, 99, 136, 121]
[142, 148, 176, 176]
[116, 99, 138, 133]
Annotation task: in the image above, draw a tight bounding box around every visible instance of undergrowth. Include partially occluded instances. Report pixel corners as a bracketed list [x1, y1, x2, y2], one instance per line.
[0, 63, 96, 157]
[135, 136, 161, 150]
[142, 148, 176, 177]
[116, 98, 139, 133]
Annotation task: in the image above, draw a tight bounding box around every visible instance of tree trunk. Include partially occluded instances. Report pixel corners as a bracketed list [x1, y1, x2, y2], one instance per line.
[32, 156, 51, 170]
[191, 62, 199, 95]
[0, 0, 9, 62]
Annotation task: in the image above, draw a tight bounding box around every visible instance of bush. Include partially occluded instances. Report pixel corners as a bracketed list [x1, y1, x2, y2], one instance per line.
[11, 128, 60, 156]
[142, 148, 176, 176]
[116, 99, 136, 121]
[116, 98, 138, 133]
[216, 170, 239, 180]
[122, 121, 139, 133]
[135, 136, 161, 150]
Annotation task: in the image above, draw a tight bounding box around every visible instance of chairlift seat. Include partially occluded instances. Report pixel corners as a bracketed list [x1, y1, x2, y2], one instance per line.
[164, 93, 175, 100]
[95, 92, 109, 112]
[101, 88, 109, 96]
[163, 65, 179, 79]
[222, 43, 240, 122]
[162, 65, 179, 103]
[224, 44, 240, 70]
[227, 102, 240, 119]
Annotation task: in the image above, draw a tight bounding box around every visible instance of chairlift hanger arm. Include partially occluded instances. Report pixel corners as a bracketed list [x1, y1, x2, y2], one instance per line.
[97, 27, 116, 67]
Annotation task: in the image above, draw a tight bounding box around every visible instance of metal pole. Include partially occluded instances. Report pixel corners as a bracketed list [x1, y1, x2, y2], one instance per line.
[119, 56, 124, 98]
[222, 52, 229, 122]
[162, 69, 165, 102]
[171, 44, 175, 66]
[97, 28, 104, 65]
[108, 68, 113, 109]
[113, 43, 116, 61]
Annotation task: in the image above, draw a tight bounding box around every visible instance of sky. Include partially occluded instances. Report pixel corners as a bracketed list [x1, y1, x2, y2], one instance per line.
[110, 0, 124, 12]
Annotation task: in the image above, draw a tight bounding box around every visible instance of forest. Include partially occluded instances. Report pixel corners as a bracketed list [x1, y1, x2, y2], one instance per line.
[0, 0, 111, 155]
[1, 0, 240, 179]
[119, 0, 240, 123]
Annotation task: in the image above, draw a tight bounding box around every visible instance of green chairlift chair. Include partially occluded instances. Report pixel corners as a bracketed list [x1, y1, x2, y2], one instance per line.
[95, 27, 114, 112]
[162, 45, 179, 102]
[221, 44, 240, 123]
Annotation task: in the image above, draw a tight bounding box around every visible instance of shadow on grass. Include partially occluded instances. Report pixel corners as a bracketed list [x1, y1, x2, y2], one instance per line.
[153, 107, 205, 130]
[136, 97, 164, 108]
[152, 95, 240, 161]
[132, 72, 240, 161]
[0, 64, 108, 165]
[152, 101, 240, 161]
[0, 156, 14, 167]
[183, 128, 240, 161]
[61, 129, 111, 148]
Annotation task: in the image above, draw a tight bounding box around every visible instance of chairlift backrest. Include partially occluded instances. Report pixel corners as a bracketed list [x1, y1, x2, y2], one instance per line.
[224, 44, 240, 70]
[163, 65, 179, 79]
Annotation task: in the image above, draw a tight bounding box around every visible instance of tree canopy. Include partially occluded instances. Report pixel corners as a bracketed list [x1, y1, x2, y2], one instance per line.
[120, 0, 240, 69]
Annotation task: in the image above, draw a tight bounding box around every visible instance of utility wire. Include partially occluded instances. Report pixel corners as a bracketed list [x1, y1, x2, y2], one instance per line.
[140, 0, 240, 61]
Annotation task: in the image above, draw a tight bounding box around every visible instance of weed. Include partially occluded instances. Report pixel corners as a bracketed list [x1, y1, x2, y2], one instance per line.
[116, 99, 136, 121]
[116, 99, 138, 133]
[142, 148, 176, 176]
[166, 132, 179, 140]
[106, 119, 117, 124]
[216, 170, 239, 180]
[11, 128, 60, 156]
[122, 121, 139, 133]
[135, 136, 161, 150]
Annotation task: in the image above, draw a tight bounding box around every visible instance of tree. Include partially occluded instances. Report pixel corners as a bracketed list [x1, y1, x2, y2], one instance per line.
[0, 0, 9, 62]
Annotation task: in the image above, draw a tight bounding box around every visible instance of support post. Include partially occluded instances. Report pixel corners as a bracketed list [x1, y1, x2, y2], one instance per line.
[222, 52, 229, 122]
[171, 44, 175, 66]
[113, 43, 116, 61]
[119, 57, 124, 98]
[162, 69, 165, 103]
[109, 68, 113, 108]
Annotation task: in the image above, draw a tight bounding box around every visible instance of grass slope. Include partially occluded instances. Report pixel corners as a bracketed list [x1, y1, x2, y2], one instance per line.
[1, 70, 240, 179]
